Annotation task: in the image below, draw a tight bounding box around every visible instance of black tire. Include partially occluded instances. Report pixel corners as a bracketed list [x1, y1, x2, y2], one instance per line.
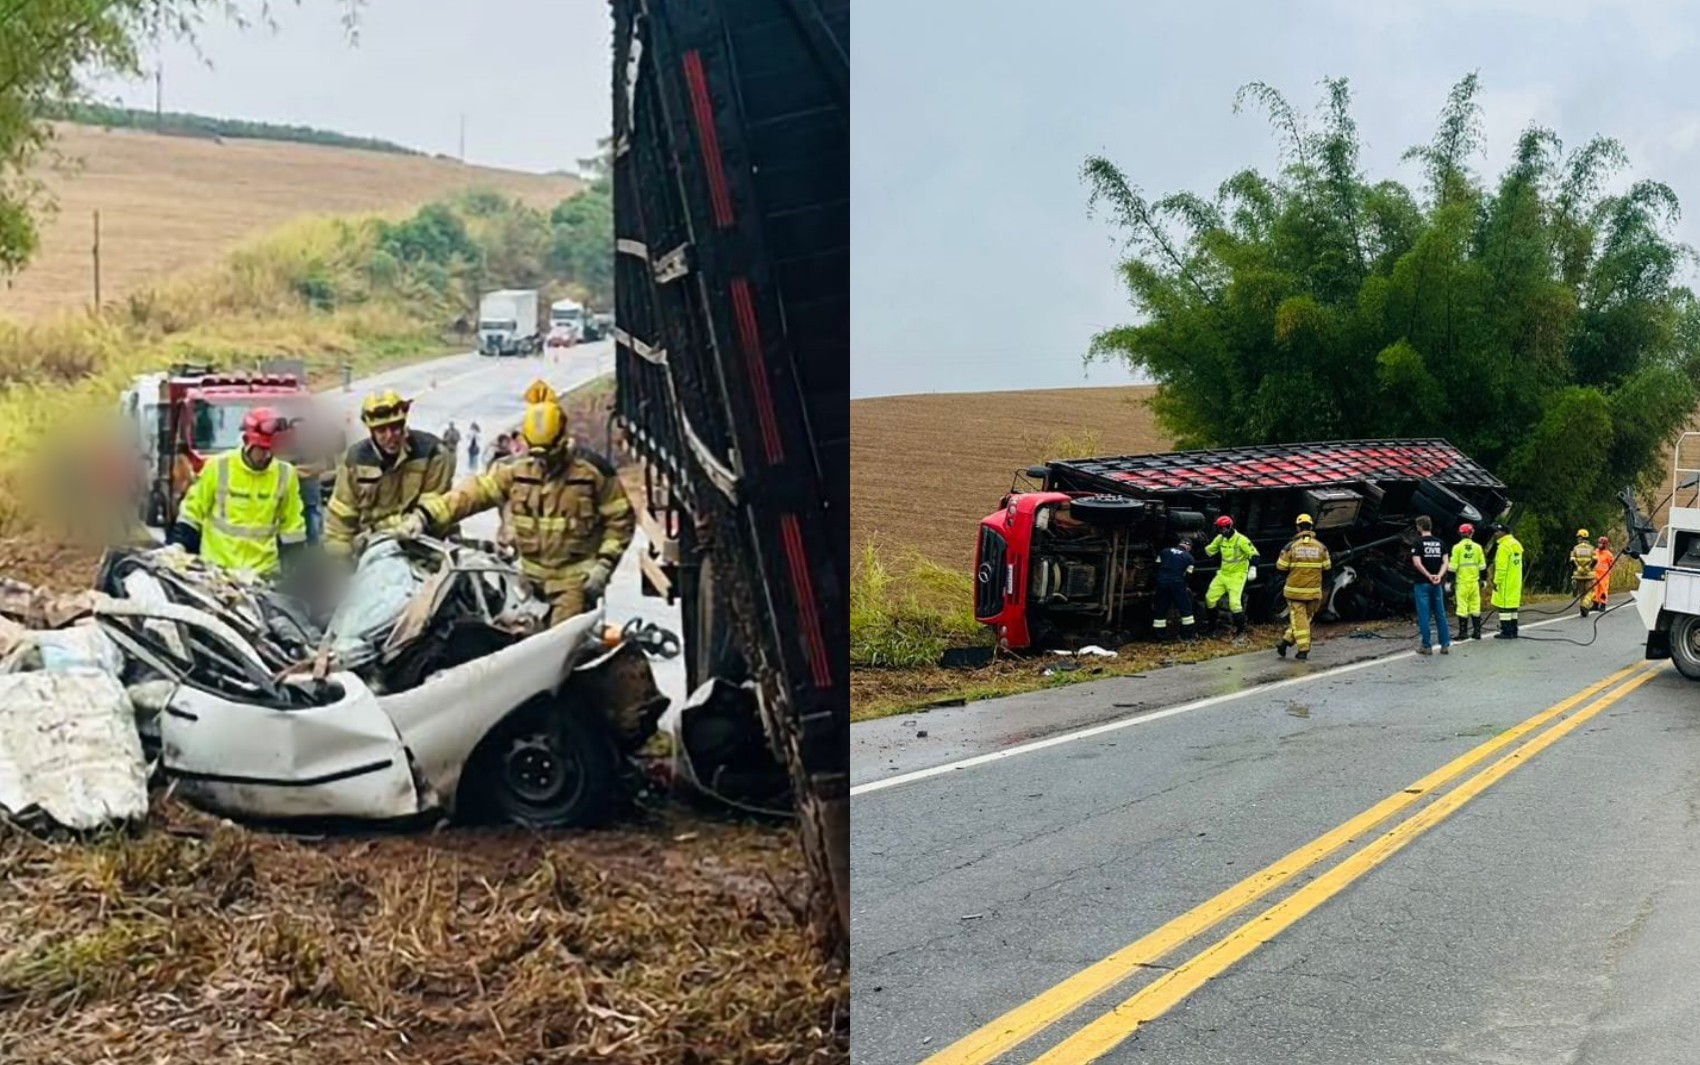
[477, 707, 623, 828]
[1670, 615, 1700, 681]
[1069, 495, 1146, 526]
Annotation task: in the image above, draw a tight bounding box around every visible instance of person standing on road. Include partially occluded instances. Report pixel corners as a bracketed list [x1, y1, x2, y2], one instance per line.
[1487, 523, 1525, 639]
[1410, 515, 1452, 655]
[441, 421, 462, 474]
[1591, 535, 1615, 614]
[395, 380, 635, 627]
[1450, 522, 1487, 640]
[1204, 514, 1259, 636]
[322, 390, 455, 562]
[1275, 513, 1331, 661]
[1151, 536, 1198, 642]
[1570, 528, 1598, 616]
[168, 408, 306, 579]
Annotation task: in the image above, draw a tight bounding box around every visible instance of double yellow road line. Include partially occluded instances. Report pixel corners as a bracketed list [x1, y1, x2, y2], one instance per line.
[924, 660, 1661, 1065]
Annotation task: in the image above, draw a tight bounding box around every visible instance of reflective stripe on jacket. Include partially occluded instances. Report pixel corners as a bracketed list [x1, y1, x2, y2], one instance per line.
[1492, 534, 1524, 607]
[1276, 532, 1332, 601]
[323, 430, 455, 556]
[178, 451, 305, 575]
[418, 447, 635, 587]
[1205, 531, 1258, 576]
[1450, 539, 1486, 577]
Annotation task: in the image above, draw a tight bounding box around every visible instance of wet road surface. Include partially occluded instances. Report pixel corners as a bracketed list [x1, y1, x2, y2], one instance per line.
[326, 345, 685, 703]
[852, 603, 1700, 1064]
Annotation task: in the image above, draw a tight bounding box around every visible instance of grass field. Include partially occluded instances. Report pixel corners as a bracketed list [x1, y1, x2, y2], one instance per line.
[850, 384, 1164, 573]
[0, 123, 580, 320]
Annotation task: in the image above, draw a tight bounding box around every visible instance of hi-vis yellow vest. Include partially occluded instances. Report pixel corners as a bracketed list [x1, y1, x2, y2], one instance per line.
[179, 452, 306, 576]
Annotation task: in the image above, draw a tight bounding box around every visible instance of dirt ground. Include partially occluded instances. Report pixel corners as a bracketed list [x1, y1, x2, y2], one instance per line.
[851, 384, 1164, 571]
[0, 798, 847, 1064]
[1, 123, 580, 319]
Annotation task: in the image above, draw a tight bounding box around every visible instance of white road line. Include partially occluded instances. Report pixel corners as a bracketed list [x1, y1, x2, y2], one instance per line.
[849, 608, 1611, 798]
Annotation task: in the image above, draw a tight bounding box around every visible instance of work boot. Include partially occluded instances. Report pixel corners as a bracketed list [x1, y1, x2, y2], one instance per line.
[1471, 617, 1482, 640]
[1579, 604, 1589, 618]
[1233, 611, 1249, 636]
[1276, 638, 1291, 658]
[1457, 614, 1467, 638]
[1493, 620, 1515, 639]
[1294, 649, 1309, 661]
[1509, 619, 1519, 638]
[1180, 622, 1196, 642]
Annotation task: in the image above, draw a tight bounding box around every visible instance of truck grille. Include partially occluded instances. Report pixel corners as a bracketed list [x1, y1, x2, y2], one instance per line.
[976, 526, 1007, 619]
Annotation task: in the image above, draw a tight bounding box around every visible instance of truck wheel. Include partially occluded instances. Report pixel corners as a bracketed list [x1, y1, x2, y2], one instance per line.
[1669, 615, 1700, 681]
[477, 708, 623, 827]
[1069, 495, 1146, 526]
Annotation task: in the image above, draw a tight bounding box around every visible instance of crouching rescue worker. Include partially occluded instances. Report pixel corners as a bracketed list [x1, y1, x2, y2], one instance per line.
[1275, 513, 1331, 661]
[1204, 514, 1258, 635]
[168, 407, 306, 579]
[1488, 523, 1524, 639]
[1571, 528, 1598, 616]
[1151, 536, 1197, 642]
[1451, 522, 1487, 640]
[395, 380, 634, 626]
[322, 390, 455, 560]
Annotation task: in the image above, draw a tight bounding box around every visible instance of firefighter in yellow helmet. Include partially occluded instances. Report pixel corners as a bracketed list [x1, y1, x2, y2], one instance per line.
[322, 389, 455, 560]
[1275, 513, 1331, 662]
[395, 380, 635, 626]
[1570, 528, 1599, 616]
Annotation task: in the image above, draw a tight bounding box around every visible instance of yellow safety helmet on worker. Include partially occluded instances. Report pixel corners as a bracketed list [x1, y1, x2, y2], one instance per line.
[361, 389, 412, 430]
[521, 379, 568, 452]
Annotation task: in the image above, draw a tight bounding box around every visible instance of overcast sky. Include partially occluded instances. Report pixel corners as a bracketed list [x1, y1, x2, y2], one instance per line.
[852, 0, 1700, 398]
[88, 0, 610, 173]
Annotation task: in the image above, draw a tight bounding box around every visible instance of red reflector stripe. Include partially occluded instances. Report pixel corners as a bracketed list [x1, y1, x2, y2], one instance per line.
[782, 514, 833, 688]
[731, 278, 784, 465]
[683, 51, 734, 228]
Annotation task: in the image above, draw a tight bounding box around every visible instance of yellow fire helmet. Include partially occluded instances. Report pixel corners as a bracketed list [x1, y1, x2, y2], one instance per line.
[1576, 528, 1590, 539]
[1296, 513, 1314, 527]
[520, 379, 567, 450]
[360, 389, 410, 429]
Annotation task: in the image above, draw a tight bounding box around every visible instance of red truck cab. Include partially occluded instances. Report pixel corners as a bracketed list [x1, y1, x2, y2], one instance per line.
[975, 490, 1071, 650]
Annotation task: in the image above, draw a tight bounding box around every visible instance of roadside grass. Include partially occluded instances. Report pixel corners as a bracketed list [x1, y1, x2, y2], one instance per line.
[849, 568, 1592, 723]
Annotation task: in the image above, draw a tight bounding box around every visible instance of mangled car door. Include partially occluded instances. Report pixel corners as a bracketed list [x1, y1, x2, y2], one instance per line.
[157, 679, 425, 820]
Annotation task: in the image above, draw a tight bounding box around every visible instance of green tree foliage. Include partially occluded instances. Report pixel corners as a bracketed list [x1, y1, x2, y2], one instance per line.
[547, 180, 612, 305]
[0, 0, 363, 276]
[1085, 74, 1700, 580]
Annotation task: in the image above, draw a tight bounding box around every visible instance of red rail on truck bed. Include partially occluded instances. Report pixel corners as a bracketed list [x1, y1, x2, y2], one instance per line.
[1054, 438, 1506, 494]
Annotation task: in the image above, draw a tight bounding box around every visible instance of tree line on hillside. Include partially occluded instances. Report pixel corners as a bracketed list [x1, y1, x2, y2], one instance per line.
[1085, 74, 1700, 583]
[291, 184, 612, 322]
[45, 102, 421, 156]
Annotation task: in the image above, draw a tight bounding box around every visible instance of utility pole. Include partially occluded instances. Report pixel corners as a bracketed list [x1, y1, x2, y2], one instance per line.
[459, 113, 466, 162]
[154, 63, 163, 132]
[92, 210, 101, 309]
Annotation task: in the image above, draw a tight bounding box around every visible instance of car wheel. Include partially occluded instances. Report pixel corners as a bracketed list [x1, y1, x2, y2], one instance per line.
[482, 709, 622, 827]
[1669, 615, 1700, 681]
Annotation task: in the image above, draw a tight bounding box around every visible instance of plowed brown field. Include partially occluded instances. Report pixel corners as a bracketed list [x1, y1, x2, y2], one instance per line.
[851, 385, 1166, 571]
[0, 123, 580, 319]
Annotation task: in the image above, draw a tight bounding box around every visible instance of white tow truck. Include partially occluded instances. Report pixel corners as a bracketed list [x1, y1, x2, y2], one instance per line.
[1628, 432, 1700, 677]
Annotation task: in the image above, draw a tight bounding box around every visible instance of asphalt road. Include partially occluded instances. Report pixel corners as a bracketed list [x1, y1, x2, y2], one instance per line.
[851, 602, 1700, 1064]
[325, 344, 686, 703]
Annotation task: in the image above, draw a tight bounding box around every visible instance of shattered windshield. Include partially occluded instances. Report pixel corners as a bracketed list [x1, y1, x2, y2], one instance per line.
[325, 540, 422, 659]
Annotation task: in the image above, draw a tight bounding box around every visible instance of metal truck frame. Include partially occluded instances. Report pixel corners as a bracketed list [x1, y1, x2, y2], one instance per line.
[979, 439, 1512, 650]
[610, 0, 849, 954]
[1626, 432, 1700, 676]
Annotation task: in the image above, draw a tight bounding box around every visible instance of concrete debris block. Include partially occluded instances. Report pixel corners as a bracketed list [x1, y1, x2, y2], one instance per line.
[0, 671, 148, 830]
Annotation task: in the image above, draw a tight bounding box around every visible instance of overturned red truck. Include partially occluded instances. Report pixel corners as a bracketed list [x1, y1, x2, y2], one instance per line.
[976, 439, 1511, 650]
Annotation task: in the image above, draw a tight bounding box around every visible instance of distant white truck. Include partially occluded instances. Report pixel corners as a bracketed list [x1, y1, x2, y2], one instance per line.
[548, 298, 586, 347]
[477, 289, 541, 357]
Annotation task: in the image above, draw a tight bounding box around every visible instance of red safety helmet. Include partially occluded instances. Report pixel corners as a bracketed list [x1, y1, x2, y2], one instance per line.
[241, 407, 292, 450]
[1458, 523, 1475, 537]
[1214, 515, 1234, 529]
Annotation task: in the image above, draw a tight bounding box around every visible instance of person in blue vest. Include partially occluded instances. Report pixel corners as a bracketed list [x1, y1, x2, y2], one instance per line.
[1151, 536, 1198, 642]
